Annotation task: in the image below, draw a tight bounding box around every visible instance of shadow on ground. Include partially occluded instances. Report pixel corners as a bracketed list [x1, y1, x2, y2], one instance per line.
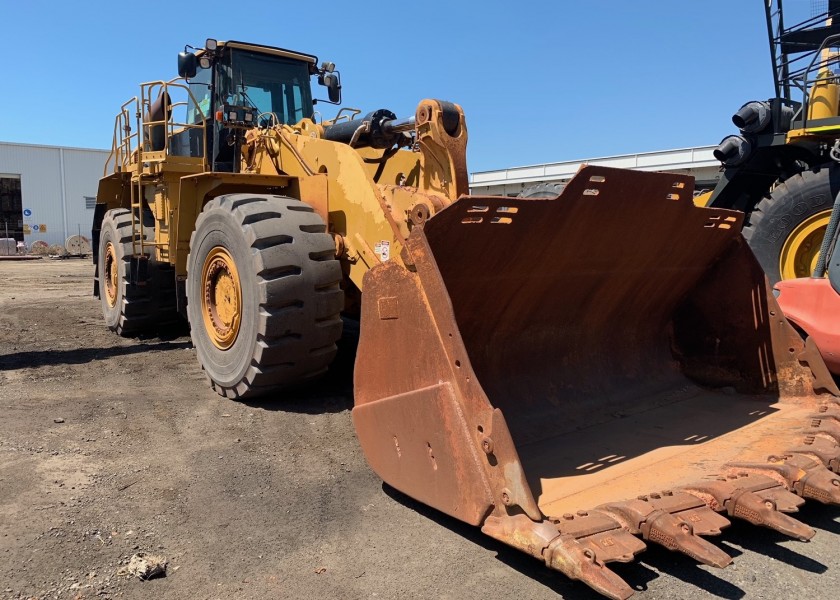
[717, 520, 827, 574]
[0, 340, 193, 370]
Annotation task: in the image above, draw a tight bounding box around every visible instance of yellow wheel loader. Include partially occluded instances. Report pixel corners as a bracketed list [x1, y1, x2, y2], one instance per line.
[95, 38, 840, 599]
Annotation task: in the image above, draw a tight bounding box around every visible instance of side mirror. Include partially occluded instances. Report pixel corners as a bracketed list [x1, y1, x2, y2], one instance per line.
[324, 73, 341, 103]
[178, 52, 198, 79]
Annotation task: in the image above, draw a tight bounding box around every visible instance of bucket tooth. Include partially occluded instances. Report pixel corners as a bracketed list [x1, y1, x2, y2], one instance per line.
[483, 513, 643, 600]
[791, 436, 840, 472]
[555, 511, 647, 564]
[727, 490, 816, 541]
[682, 479, 815, 541]
[787, 454, 840, 504]
[753, 487, 807, 512]
[811, 406, 840, 422]
[544, 535, 636, 600]
[728, 455, 840, 505]
[644, 491, 730, 536]
[641, 510, 732, 568]
[596, 500, 732, 568]
[806, 413, 840, 444]
[718, 473, 807, 512]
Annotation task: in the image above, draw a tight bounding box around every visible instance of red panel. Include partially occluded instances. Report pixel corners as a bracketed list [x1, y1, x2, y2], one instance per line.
[776, 277, 840, 373]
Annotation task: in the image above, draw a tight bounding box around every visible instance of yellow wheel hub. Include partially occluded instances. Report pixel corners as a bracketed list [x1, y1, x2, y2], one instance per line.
[201, 246, 242, 350]
[104, 241, 119, 309]
[779, 209, 833, 280]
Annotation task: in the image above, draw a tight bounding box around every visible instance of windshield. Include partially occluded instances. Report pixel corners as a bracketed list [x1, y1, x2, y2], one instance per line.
[186, 65, 212, 125]
[222, 49, 314, 125]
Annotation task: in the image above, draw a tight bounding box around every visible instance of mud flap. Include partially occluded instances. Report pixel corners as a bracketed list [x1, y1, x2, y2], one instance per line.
[353, 166, 838, 599]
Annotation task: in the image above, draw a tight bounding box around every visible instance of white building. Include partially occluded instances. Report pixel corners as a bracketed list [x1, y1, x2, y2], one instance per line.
[0, 142, 110, 248]
[469, 146, 721, 197]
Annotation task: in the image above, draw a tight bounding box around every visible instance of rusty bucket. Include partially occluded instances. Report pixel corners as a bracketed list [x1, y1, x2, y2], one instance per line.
[353, 166, 840, 599]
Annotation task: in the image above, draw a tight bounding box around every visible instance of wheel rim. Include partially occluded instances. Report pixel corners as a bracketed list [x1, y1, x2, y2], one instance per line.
[779, 209, 833, 280]
[201, 246, 242, 350]
[104, 241, 119, 308]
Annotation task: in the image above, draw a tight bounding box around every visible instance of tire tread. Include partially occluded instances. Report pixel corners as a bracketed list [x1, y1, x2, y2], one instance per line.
[187, 194, 343, 399]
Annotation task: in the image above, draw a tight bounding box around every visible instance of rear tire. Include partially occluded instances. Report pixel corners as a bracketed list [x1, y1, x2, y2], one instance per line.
[98, 209, 155, 335]
[186, 194, 343, 399]
[744, 165, 837, 286]
[517, 182, 566, 198]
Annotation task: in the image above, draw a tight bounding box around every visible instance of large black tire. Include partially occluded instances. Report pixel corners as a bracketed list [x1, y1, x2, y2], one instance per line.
[151, 261, 182, 330]
[98, 209, 156, 335]
[186, 194, 343, 399]
[98, 208, 181, 336]
[744, 165, 838, 286]
[517, 182, 566, 198]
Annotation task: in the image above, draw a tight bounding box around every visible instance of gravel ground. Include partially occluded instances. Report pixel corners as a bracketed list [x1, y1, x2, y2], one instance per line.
[2, 259, 840, 600]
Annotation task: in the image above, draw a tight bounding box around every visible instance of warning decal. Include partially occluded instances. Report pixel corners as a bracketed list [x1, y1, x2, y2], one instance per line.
[373, 240, 390, 262]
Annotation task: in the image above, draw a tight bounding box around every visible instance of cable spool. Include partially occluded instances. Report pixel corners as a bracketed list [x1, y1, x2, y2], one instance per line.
[30, 240, 49, 255]
[65, 235, 92, 256]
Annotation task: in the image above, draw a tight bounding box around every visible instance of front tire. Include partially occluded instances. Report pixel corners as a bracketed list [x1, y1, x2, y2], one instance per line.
[744, 165, 838, 285]
[186, 194, 343, 399]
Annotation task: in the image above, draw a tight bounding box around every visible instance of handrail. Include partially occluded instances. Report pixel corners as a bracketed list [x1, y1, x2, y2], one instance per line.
[104, 80, 209, 259]
[107, 80, 208, 175]
[793, 32, 840, 129]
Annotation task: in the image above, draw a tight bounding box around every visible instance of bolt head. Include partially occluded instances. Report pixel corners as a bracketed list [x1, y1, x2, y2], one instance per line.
[500, 488, 512, 505]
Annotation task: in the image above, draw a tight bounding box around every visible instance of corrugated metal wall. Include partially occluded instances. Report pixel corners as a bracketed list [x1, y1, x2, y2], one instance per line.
[0, 142, 109, 248]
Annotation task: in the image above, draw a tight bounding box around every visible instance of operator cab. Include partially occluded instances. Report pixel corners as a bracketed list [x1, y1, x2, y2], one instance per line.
[176, 39, 341, 172]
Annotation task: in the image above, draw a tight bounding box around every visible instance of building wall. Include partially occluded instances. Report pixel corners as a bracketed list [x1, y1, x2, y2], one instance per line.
[469, 146, 721, 197]
[0, 142, 109, 248]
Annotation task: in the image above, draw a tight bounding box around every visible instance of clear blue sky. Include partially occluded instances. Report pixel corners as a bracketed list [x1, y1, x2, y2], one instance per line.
[0, 1, 813, 172]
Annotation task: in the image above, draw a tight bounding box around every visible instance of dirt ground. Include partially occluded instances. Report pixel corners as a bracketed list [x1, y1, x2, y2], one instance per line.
[3, 259, 840, 600]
